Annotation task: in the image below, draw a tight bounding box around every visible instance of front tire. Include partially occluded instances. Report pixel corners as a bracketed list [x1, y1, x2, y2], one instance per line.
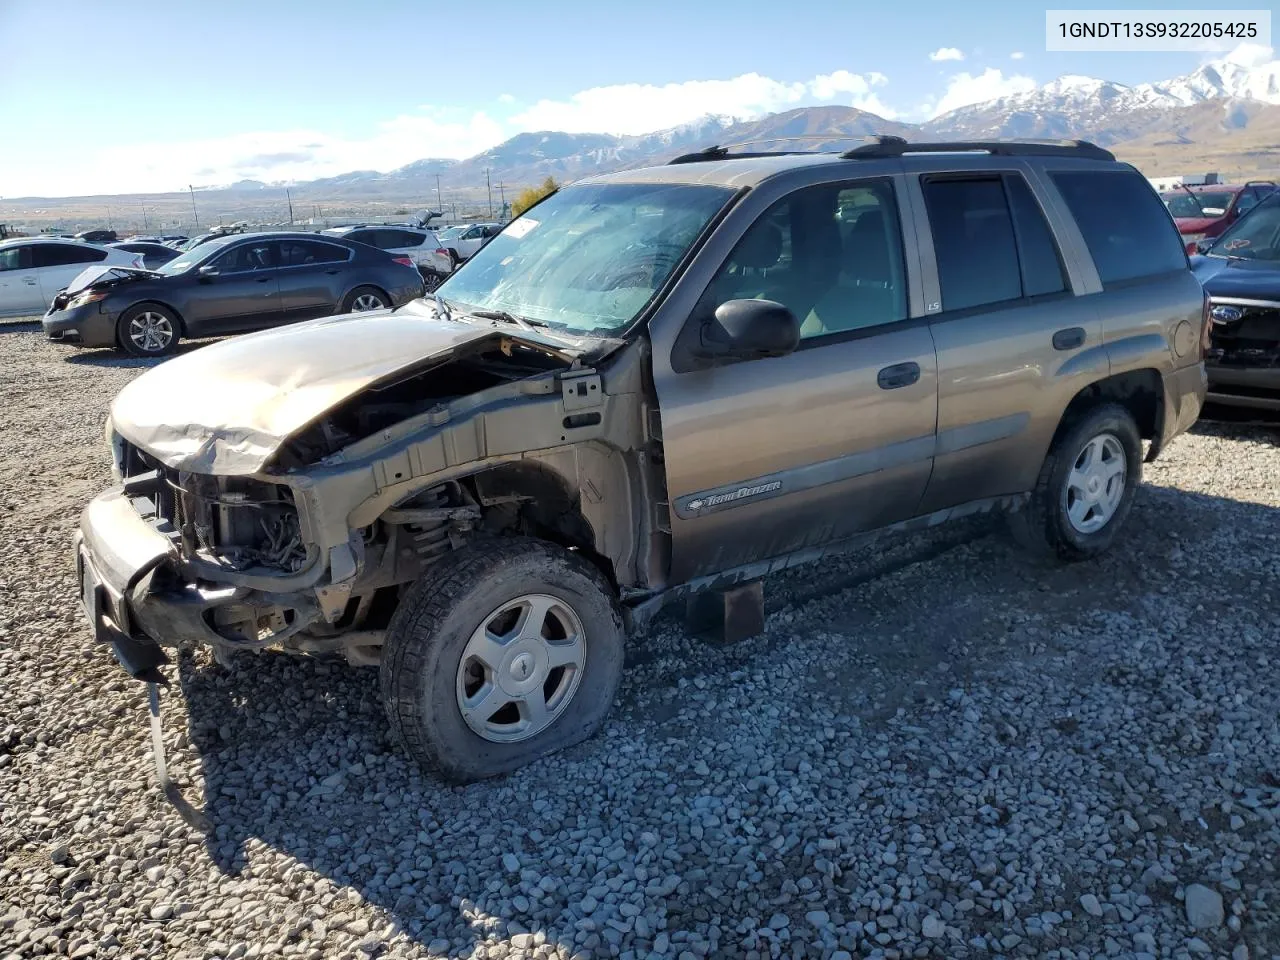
[380, 538, 625, 782]
[117, 304, 180, 357]
[1009, 403, 1142, 561]
[342, 285, 389, 313]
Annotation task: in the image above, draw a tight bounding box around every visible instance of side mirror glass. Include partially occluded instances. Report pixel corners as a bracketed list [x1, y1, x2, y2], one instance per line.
[695, 299, 800, 363]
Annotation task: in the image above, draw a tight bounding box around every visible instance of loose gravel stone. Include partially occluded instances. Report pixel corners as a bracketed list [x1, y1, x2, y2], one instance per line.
[1, 322, 1278, 959]
[1184, 884, 1225, 929]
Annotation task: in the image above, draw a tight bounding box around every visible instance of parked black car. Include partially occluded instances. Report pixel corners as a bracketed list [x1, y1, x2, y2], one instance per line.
[43, 231, 425, 357]
[110, 241, 182, 270]
[1191, 192, 1280, 412]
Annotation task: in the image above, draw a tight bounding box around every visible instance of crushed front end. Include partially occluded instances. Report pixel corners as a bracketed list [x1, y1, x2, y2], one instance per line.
[1205, 300, 1280, 412]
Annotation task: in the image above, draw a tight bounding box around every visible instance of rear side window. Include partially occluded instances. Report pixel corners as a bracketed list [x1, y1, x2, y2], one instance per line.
[1051, 170, 1186, 284]
[33, 244, 107, 267]
[1006, 176, 1067, 297]
[346, 229, 378, 247]
[923, 178, 1022, 311]
[277, 240, 351, 266]
[386, 229, 424, 248]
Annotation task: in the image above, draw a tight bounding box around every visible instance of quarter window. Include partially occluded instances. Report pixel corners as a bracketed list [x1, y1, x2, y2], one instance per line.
[700, 179, 907, 341]
[1051, 170, 1187, 284]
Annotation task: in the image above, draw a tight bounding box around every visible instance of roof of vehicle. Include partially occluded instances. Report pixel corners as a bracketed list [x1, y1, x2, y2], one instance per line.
[0, 236, 108, 247]
[579, 137, 1122, 189]
[1162, 182, 1276, 195]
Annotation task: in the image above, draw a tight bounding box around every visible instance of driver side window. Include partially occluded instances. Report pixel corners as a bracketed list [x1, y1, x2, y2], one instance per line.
[212, 242, 275, 273]
[698, 179, 907, 341]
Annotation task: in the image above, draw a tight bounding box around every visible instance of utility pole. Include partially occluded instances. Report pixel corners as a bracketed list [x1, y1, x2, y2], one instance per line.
[286, 186, 294, 225]
[105, 205, 112, 229]
[485, 168, 493, 218]
[188, 185, 200, 230]
[498, 182, 505, 219]
[141, 202, 149, 232]
[435, 174, 443, 213]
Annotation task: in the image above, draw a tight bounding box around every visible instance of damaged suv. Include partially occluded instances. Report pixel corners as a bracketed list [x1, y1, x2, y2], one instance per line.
[78, 138, 1206, 782]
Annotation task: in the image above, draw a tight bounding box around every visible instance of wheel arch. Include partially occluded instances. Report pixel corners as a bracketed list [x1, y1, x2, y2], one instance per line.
[1051, 368, 1163, 455]
[340, 283, 392, 313]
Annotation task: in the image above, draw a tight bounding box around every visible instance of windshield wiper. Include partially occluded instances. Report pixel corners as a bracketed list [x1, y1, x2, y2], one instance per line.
[1176, 183, 1204, 215]
[470, 309, 546, 329]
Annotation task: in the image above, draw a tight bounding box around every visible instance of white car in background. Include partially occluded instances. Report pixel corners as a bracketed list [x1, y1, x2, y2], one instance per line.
[435, 222, 503, 266]
[0, 238, 145, 318]
[321, 224, 448, 287]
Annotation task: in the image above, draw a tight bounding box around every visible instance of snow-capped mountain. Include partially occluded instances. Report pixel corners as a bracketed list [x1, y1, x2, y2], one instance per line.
[924, 54, 1280, 141]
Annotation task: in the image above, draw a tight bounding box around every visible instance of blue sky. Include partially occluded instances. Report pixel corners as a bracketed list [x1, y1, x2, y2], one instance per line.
[0, 0, 1269, 196]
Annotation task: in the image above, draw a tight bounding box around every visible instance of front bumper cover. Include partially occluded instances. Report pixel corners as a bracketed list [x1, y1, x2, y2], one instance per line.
[76, 487, 257, 680]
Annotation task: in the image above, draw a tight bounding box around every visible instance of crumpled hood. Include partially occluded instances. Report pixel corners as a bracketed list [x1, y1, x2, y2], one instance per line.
[110, 304, 581, 475]
[1191, 255, 1280, 301]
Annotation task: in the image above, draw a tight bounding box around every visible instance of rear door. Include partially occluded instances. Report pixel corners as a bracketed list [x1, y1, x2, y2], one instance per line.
[33, 243, 108, 306]
[185, 238, 282, 334]
[275, 238, 355, 321]
[0, 244, 44, 316]
[653, 175, 940, 581]
[910, 165, 1104, 513]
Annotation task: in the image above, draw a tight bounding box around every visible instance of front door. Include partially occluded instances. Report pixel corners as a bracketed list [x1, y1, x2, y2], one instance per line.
[652, 176, 940, 582]
[275, 238, 353, 322]
[0, 244, 44, 316]
[187, 239, 282, 334]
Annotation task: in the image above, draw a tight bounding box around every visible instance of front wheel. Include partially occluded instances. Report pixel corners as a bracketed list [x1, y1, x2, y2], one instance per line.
[380, 538, 625, 782]
[117, 304, 180, 357]
[1009, 403, 1142, 561]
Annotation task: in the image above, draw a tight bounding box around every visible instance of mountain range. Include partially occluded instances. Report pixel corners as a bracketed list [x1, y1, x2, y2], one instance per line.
[217, 54, 1280, 201]
[6, 55, 1280, 224]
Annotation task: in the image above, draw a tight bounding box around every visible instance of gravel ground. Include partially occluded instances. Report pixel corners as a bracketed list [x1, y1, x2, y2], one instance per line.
[1, 320, 1277, 960]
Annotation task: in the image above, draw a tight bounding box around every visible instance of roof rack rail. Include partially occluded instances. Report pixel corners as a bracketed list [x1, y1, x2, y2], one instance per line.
[668, 135, 877, 164]
[841, 136, 1114, 161]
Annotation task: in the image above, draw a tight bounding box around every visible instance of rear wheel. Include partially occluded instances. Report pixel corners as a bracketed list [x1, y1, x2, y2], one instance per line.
[1009, 403, 1142, 561]
[117, 304, 180, 357]
[342, 285, 389, 313]
[380, 538, 624, 782]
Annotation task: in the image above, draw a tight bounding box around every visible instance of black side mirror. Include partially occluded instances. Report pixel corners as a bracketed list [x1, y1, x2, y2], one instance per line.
[1195, 238, 1213, 255]
[695, 299, 800, 363]
[198, 265, 219, 280]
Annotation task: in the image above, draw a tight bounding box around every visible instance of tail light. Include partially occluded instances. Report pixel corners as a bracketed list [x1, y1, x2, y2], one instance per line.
[1199, 290, 1212, 358]
[391, 256, 414, 267]
[132, 255, 146, 269]
[434, 247, 450, 257]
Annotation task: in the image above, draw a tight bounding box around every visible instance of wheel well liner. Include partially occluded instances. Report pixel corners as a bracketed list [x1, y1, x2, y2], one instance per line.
[467, 462, 615, 586]
[1054, 368, 1163, 449]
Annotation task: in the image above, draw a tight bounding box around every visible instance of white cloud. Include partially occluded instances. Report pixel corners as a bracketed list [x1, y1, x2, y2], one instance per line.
[1221, 41, 1274, 67]
[929, 47, 965, 62]
[24, 109, 507, 196]
[930, 67, 1036, 117]
[510, 73, 810, 134]
[1010, 51, 1025, 60]
[498, 93, 517, 104]
[808, 70, 898, 117]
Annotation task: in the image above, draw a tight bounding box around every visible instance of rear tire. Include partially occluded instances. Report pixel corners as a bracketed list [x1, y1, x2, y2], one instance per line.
[341, 285, 389, 313]
[1009, 403, 1142, 561]
[117, 304, 180, 357]
[380, 538, 625, 783]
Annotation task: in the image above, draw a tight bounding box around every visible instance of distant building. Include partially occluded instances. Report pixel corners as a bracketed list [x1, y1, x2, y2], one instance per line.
[1148, 172, 1222, 192]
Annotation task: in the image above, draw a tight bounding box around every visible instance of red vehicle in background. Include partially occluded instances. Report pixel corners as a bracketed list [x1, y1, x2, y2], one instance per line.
[1161, 181, 1277, 254]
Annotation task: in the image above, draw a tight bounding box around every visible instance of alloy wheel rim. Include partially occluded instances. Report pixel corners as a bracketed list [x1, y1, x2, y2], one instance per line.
[352, 293, 384, 311]
[455, 593, 586, 743]
[1063, 432, 1126, 534]
[128, 312, 173, 353]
